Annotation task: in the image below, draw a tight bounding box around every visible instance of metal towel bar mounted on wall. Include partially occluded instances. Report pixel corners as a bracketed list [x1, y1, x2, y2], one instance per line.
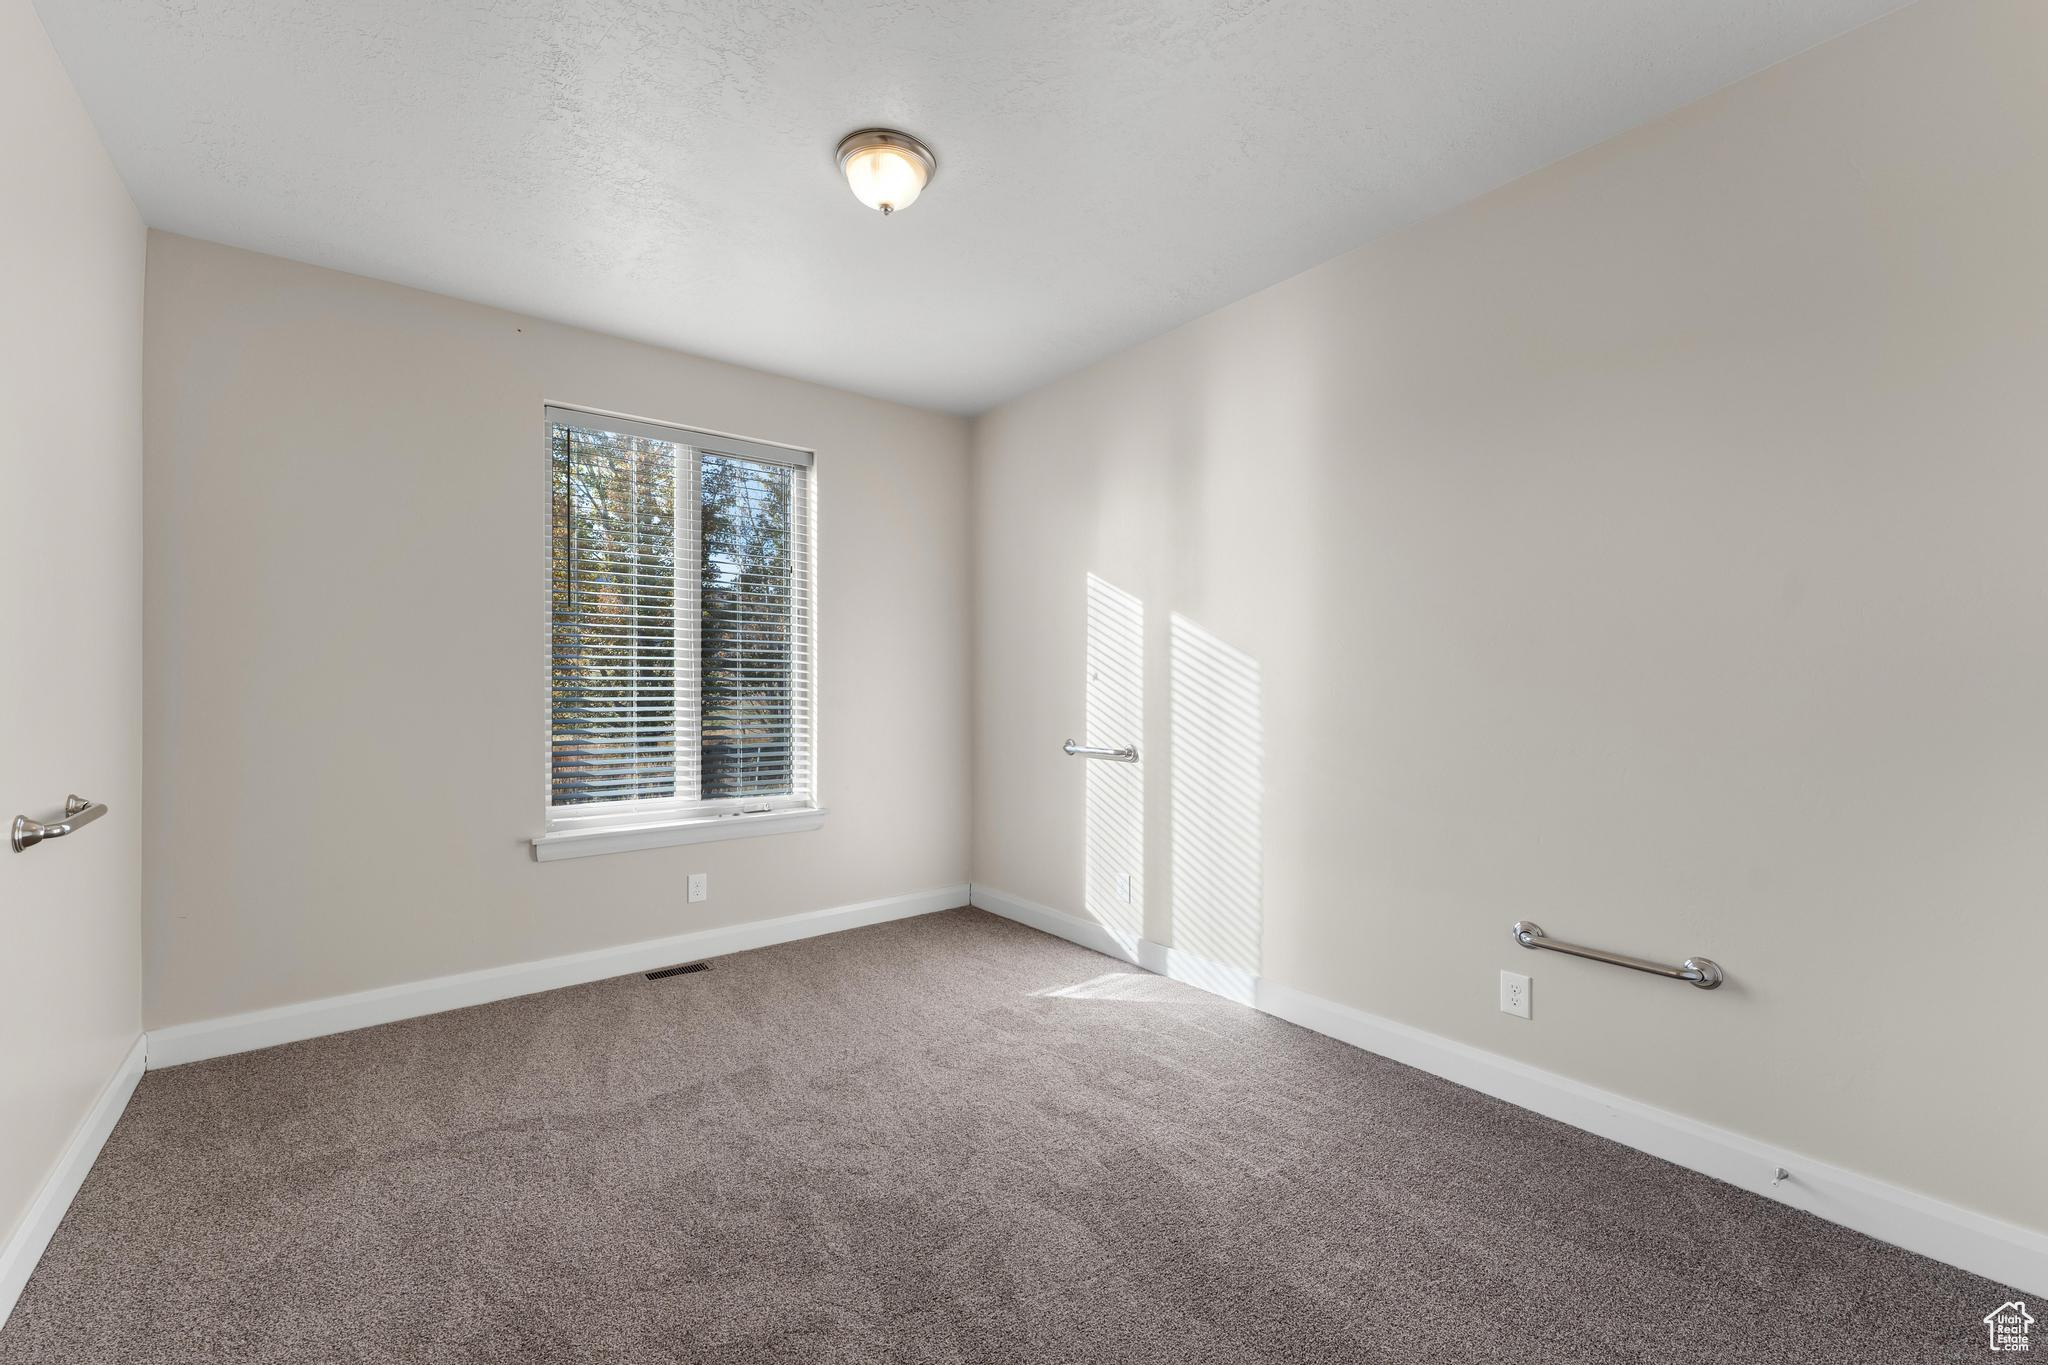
[12, 795, 109, 853]
[1063, 739, 1138, 763]
[1511, 920, 1723, 990]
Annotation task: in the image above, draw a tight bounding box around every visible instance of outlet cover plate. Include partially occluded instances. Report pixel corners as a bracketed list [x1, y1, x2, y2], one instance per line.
[1500, 969, 1531, 1019]
[687, 873, 708, 904]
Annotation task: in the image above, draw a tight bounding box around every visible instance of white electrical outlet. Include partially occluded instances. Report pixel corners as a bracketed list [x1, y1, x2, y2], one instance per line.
[688, 873, 708, 904]
[1117, 873, 1133, 903]
[1499, 970, 1531, 1019]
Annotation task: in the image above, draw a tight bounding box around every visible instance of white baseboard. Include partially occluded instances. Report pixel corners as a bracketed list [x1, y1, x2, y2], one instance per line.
[967, 883, 2046, 1296]
[0, 1034, 146, 1330]
[147, 884, 970, 1069]
[969, 884, 1145, 964]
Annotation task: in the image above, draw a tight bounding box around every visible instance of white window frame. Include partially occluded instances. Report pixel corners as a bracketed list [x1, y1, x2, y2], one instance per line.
[532, 404, 821, 862]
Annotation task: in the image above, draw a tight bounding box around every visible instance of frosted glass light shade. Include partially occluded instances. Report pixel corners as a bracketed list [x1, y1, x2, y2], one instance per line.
[835, 130, 936, 216]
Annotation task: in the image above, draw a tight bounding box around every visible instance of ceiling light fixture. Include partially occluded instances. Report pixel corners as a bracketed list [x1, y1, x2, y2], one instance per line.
[835, 128, 936, 216]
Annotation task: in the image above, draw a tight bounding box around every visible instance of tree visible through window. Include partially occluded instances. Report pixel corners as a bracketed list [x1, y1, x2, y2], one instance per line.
[547, 409, 813, 823]
[699, 453, 798, 799]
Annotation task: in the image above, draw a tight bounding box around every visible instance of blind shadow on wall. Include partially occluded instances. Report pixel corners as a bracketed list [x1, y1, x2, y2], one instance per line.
[1084, 573, 1144, 955]
[1169, 613, 1263, 993]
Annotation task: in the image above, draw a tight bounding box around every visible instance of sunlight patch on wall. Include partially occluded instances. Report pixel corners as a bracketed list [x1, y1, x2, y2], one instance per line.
[1169, 614, 1263, 981]
[1085, 574, 1145, 953]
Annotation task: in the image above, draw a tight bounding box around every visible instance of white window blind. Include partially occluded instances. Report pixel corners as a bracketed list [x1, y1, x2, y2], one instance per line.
[546, 407, 814, 831]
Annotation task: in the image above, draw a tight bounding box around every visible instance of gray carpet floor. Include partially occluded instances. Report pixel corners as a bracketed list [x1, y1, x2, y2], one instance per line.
[0, 908, 2009, 1363]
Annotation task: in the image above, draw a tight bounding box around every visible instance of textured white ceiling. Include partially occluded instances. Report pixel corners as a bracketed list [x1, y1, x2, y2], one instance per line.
[37, 0, 1903, 414]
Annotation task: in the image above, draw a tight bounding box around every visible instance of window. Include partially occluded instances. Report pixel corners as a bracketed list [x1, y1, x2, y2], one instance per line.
[537, 406, 817, 859]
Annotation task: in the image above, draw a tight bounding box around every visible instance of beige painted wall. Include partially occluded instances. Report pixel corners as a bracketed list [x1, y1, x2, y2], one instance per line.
[143, 233, 971, 1029]
[972, 0, 2048, 1232]
[0, 0, 145, 1262]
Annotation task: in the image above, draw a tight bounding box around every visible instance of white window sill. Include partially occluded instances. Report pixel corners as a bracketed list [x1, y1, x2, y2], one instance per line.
[531, 807, 826, 862]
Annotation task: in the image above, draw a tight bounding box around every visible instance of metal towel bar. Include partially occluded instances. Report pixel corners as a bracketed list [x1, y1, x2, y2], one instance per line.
[1511, 920, 1723, 990]
[12, 795, 108, 853]
[1063, 739, 1138, 763]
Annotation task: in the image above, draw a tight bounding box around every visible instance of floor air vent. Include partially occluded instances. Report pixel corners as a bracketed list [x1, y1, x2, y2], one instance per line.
[645, 961, 711, 981]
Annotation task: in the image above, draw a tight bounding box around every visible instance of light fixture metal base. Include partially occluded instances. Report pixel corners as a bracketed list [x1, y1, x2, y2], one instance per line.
[835, 128, 936, 179]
